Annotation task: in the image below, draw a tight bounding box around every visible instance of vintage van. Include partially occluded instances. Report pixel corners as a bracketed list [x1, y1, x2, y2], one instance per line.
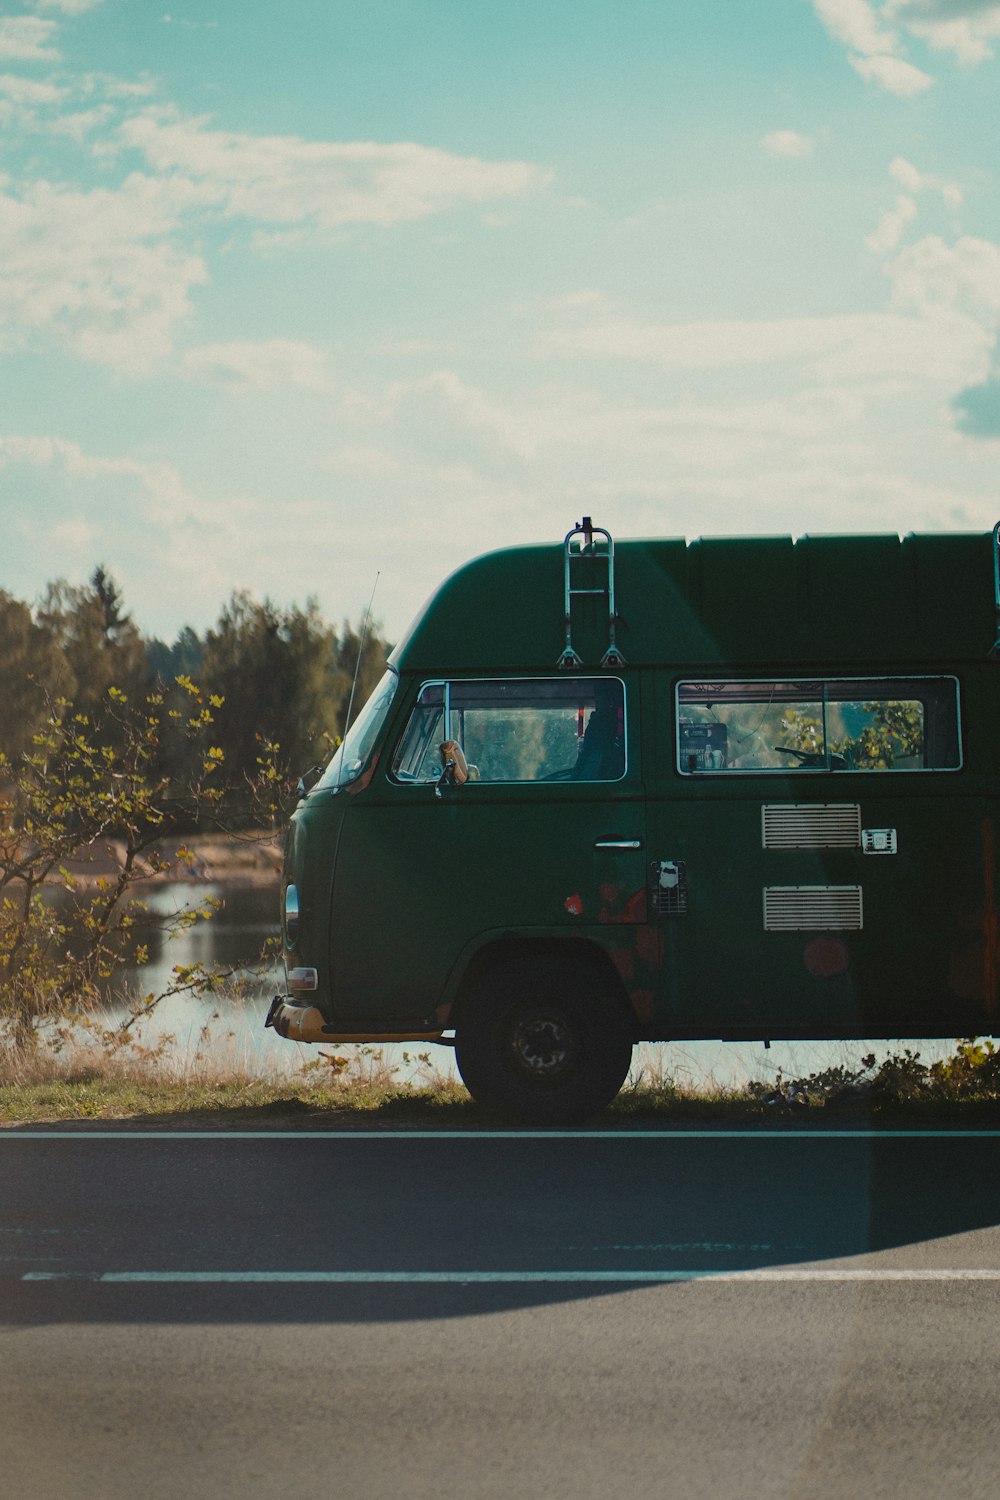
[266, 520, 1000, 1122]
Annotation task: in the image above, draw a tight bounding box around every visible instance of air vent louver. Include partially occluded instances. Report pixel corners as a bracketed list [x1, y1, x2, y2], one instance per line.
[762, 804, 861, 850]
[763, 885, 863, 931]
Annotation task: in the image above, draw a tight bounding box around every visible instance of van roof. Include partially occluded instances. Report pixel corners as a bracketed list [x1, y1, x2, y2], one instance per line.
[390, 529, 997, 673]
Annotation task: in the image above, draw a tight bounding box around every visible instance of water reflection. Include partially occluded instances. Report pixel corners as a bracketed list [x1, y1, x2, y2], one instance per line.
[121, 882, 281, 996]
[97, 881, 282, 1065]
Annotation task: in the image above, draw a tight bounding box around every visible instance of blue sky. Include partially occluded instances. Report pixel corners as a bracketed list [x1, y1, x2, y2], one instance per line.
[2, 0, 1000, 642]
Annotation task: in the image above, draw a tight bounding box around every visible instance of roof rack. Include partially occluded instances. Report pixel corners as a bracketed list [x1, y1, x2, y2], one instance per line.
[556, 517, 626, 670]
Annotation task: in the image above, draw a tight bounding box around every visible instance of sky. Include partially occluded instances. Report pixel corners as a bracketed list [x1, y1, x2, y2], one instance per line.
[2, 0, 1000, 645]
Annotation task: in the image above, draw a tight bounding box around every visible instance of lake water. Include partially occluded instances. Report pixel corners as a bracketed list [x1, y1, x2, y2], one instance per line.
[94, 881, 287, 1069]
[99, 882, 966, 1089]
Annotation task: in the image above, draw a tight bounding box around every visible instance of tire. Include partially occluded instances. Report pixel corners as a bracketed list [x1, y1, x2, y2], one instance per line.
[455, 956, 635, 1125]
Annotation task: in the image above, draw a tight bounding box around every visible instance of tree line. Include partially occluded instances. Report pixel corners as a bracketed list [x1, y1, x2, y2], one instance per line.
[0, 566, 391, 813]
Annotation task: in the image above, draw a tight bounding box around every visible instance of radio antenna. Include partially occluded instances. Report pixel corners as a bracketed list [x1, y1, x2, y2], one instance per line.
[336, 572, 380, 792]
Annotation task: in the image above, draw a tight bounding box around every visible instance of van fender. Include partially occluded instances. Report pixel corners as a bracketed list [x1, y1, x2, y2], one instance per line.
[438, 927, 647, 1039]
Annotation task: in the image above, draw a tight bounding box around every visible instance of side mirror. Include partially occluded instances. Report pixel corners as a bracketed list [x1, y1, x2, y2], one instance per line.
[435, 739, 469, 798]
[435, 759, 456, 799]
[296, 764, 323, 799]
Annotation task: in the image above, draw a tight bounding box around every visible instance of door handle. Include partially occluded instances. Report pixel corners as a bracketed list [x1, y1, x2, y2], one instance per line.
[594, 839, 642, 850]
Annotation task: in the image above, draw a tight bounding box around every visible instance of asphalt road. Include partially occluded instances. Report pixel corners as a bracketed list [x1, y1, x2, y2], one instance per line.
[4, 1127, 1000, 1499]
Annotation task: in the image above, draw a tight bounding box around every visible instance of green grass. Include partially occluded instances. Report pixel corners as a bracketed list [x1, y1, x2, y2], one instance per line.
[0, 1073, 477, 1127]
[0, 1041, 477, 1127]
[4, 1066, 1000, 1128]
[4, 1036, 1000, 1128]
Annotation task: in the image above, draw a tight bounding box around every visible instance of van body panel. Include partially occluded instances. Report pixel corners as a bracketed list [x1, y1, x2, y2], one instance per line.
[279, 525, 1000, 1059]
[390, 532, 994, 674]
[323, 675, 647, 1024]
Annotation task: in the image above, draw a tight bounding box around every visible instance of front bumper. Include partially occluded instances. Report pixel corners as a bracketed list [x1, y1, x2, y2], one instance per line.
[264, 996, 444, 1045]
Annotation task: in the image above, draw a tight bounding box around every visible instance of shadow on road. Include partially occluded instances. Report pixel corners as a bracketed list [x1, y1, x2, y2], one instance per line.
[3, 1132, 1000, 1326]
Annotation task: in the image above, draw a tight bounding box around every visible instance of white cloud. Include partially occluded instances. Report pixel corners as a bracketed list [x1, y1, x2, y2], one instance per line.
[0, 68, 151, 139]
[887, 2, 1000, 19]
[4, 362, 996, 647]
[588, 469, 997, 540]
[2, 429, 444, 640]
[0, 72, 66, 104]
[317, 366, 1000, 614]
[159, 14, 219, 28]
[338, 373, 883, 535]
[111, 110, 552, 232]
[850, 52, 935, 91]
[886, 1, 1000, 64]
[50, 517, 96, 549]
[0, 17, 59, 61]
[376, 370, 917, 488]
[36, 0, 106, 13]
[539, 308, 990, 384]
[0, 96, 550, 370]
[0, 431, 245, 636]
[322, 445, 407, 480]
[891, 157, 925, 192]
[536, 220, 1000, 479]
[761, 130, 815, 158]
[0, 175, 211, 371]
[87, 73, 157, 100]
[386, 369, 549, 463]
[183, 339, 330, 391]
[890, 154, 962, 205]
[907, 16, 999, 60]
[538, 387, 865, 447]
[49, 104, 115, 138]
[539, 289, 614, 314]
[0, 433, 194, 512]
[886, 233, 1000, 315]
[818, 0, 1000, 83]
[866, 193, 918, 252]
[811, 0, 936, 93]
[0, 68, 159, 146]
[813, 0, 897, 54]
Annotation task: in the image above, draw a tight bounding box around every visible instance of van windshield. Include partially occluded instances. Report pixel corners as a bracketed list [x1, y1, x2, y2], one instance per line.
[316, 669, 398, 791]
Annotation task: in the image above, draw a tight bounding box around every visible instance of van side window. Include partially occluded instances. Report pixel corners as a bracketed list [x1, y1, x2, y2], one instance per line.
[676, 677, 961, 774]
[392, 678, 626, 784]
[391, 682, 447, 782]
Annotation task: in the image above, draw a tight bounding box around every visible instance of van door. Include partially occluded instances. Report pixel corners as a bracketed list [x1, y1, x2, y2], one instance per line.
[328, 675, 649, 1028]
[647, 673, 987, 1040]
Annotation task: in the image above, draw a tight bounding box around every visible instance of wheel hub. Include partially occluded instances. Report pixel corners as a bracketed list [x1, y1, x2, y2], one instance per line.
[509, 1010, 578, 1079]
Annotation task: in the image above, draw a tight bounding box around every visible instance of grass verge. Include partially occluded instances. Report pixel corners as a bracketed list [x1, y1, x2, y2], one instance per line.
[0, 1074, 478, 1127]
[5, 1037, 1000, 1128]
[6, 1077, 1000, 1129]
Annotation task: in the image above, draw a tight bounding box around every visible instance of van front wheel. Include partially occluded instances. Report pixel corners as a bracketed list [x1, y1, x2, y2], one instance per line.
[455, 960, 634, 1124]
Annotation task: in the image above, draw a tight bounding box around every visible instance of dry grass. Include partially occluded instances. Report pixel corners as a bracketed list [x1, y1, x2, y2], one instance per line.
[4, 1029, 1000, 1128]
[0, 1024, 472, 1126]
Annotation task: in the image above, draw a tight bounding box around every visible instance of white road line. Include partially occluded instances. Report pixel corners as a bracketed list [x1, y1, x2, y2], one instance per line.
[4, 1129, 1000, 1141]
[20, 1268, 1000, 1284]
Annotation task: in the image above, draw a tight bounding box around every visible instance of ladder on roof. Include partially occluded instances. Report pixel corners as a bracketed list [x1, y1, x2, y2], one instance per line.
[557, 517, 626, 670]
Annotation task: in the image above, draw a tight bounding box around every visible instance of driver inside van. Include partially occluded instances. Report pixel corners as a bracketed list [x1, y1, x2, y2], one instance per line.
[572, 687, 625, 780]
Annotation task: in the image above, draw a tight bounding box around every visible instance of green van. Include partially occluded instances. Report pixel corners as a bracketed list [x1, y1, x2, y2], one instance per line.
[266, 519, 1000, 1122]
